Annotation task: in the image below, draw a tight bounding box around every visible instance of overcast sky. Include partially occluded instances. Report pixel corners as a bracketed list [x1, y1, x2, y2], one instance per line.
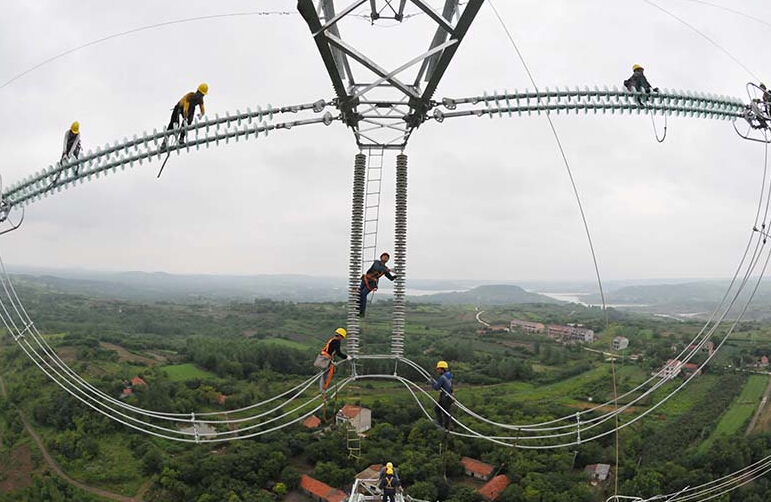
[0, 0, 769, 283]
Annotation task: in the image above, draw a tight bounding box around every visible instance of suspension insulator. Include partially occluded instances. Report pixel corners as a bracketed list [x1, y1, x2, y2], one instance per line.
[346, 153, 367, 359]
[392, 153, 408, 358]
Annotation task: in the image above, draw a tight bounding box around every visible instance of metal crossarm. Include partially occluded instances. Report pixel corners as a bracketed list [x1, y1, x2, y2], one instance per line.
[296, 0, 484, 149]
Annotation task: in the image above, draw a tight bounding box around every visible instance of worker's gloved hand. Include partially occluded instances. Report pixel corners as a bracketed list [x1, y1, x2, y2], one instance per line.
[653, 87, 660, 93]
[196, 113, 203, 121]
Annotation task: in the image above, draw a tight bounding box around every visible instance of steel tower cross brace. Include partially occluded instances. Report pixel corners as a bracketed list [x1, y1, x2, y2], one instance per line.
[296, 0, 484, 150]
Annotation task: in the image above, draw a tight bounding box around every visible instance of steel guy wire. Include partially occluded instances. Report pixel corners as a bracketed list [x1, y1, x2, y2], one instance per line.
[642, 0, 761, 82]
[487, 0, 609, 324]
[0, 11, 297, 92]
[675, 0, 771, 31]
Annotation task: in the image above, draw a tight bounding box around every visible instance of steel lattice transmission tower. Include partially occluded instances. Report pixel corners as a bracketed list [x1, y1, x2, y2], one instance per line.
[297, 0, 484, 150]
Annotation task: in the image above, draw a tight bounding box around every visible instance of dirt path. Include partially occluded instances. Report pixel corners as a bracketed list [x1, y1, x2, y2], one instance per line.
[0, 371, 149, 502]
[746, 374, 771, 436]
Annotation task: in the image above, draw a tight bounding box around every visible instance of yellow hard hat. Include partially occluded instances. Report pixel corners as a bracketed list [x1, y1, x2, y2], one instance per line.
[386, 462, 393, 469]
[386, 467, 394, 475]
[197, 83, 209, 95]
[70, 121, 80, 134]
[334, 327, 347, 339]
[436, 360, 448, 370]
[632, 64, 643, 71]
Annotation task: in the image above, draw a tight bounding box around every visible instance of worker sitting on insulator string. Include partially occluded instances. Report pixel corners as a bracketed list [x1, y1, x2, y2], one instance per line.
[379, 464, 401, 502]
[432, 360, 454, 430]
[359, 252, 397, 317]
[161, 83, 208, 150]
[61, 121, 82, 162]
[313, 328, 348, 395]
[623, 64, 659, 105]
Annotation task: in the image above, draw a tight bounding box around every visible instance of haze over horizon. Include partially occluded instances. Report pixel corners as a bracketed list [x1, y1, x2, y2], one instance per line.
[1, 0, 769, 282]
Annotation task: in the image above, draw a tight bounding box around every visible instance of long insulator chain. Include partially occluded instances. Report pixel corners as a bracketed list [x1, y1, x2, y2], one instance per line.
[347, 153, 367, 361]
[392, 153, 408, 358]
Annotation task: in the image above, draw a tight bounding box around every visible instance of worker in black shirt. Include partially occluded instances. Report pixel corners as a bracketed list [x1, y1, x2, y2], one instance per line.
[359, 252, 397, 317]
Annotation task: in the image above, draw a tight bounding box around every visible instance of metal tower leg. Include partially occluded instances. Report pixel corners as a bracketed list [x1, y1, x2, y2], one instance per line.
[392, 153, 408, 359]
[347, 153, 367, 365]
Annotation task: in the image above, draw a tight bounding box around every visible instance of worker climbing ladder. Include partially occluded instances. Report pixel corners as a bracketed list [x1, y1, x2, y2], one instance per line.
[360, 146, 386, 311]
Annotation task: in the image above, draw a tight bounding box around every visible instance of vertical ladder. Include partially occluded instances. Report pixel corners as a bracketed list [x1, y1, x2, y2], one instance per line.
[346, 422, 362, 460]
[362, 146, 385, 273]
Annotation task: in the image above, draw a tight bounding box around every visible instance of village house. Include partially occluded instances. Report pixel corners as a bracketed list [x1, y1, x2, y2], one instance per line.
[478, 475, 511, 501]
[303, 415, 322, 430]
[688, 341, 715, 357]
[119, 375, 148, 399]
[510, 319, 545, 334]
[548, 324, 595, 343]
[585, 464, 611, 484]
[300, 475, 346, 502]
[179, 422, 216, 439]
[356, 464, 382, 480]
[612, 336, 629, 351]
[336, 404, 372, 434]
[655, 359, 682, 379]
[461, 456, 495, 481]
[682, 363, 701, 377]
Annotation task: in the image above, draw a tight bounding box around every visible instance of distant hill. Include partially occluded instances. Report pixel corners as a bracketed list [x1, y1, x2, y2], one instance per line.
[596, 282, 730, 306]
[413, 284, 561, 305]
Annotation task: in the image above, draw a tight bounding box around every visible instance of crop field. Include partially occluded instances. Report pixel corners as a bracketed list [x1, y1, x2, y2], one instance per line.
[160, 363, 217, 382]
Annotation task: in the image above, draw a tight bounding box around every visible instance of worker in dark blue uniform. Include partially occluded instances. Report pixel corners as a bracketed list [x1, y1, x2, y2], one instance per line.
[359, 252, 397, 317]
[624, 65, 659, 105]
[432, 360, 454, 430]
[379, 464, 400, 502]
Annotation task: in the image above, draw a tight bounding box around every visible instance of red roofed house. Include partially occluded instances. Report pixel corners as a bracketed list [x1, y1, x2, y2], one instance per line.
[300, 474, 346, 502]
[336, 404, 372, 434]
[217, 394, 228, 405]
[461, 456, 495, 481]
[303, 415, 322, 429]
[478, 475, 511, 501]
[682, 363, 701, 377]
[131, 376, 148, 387]
[356, 464, 382, 480]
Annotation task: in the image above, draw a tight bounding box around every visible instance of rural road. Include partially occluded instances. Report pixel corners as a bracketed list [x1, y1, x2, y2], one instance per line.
[746, 374, 771, 436]
[475, 310, 490, 327]
[0, 367, 149, 502]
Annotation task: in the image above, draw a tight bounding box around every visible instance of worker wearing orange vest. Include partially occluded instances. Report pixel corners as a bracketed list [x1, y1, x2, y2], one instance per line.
[359, 252, 397, 317]
[315, 328, 348, 393]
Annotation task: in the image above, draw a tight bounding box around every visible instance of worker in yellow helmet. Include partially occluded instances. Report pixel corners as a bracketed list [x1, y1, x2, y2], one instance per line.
[161, 83, 208, 149]
[623, 65, 659, 105]
[432, 360, 454, 429]
[61, 121, 82, 162]
[378, 462, 401, 502]
[313, 328, 348, 394]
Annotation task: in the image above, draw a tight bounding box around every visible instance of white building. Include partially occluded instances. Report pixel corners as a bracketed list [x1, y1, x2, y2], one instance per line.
[510, 319, 545, 334]
[655, 359, 682, 379]
[336, 404, 372, 434]
[612, 336, 629, 351]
